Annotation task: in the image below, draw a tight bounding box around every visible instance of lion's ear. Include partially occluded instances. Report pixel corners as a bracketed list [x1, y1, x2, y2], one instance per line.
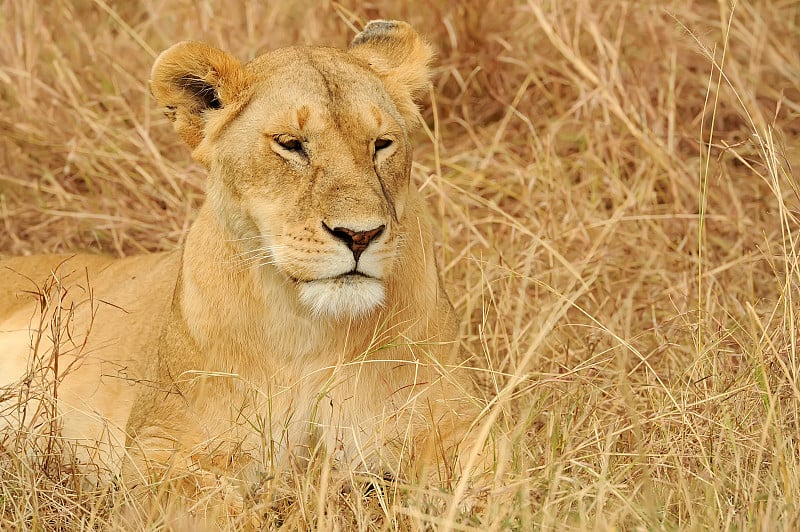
[349, 21, 434, 128]
[150, 42, 246, 149]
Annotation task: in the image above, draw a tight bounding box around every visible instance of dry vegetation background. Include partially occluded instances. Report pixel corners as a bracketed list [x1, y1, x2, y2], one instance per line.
[1, 0, 799, 529]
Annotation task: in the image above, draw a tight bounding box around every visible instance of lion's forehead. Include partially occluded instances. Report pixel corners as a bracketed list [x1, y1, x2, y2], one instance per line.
[242, 47, 401, 133]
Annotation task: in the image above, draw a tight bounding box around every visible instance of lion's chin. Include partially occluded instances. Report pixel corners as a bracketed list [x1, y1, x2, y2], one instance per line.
[297, 275, 385, 319]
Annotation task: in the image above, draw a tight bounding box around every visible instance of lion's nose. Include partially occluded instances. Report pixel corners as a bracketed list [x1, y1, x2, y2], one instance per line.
[324, 223, 385, 262]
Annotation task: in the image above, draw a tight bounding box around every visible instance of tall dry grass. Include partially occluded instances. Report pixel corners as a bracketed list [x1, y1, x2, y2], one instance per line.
[1, 0, 799, 529]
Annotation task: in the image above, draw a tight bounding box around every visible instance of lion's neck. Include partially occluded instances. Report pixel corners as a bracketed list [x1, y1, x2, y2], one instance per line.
[171, 201, 451, 376]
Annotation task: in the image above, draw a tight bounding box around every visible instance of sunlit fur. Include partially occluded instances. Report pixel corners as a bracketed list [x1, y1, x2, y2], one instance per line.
[298, 277, 386, 318]
[0, 20, 489, 510]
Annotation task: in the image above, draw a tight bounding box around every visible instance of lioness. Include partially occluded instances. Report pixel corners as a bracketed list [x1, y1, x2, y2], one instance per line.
[0, 21, 486, 501]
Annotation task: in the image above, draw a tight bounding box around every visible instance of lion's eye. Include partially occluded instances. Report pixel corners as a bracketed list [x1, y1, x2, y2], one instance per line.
[274, 135, 304, 153]
[374, 138, 393, 151]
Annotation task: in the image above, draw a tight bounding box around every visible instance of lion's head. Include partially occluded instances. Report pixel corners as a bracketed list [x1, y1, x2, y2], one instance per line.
[150, 21, 434, 319]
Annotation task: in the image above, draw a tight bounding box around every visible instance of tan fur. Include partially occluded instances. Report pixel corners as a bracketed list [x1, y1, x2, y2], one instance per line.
[0, 21, 485, 495]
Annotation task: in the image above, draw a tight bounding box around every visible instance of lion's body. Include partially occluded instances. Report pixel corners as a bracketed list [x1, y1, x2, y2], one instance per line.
[0, 252, 178, 470]
[0, 21, 483, 494]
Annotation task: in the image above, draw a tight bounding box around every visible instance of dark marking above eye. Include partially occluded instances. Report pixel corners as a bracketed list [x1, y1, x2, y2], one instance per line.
[371, 105, 383, 128]
[297, 106, 310, 130]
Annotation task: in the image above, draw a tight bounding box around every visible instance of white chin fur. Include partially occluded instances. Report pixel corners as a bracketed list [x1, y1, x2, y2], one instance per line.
[298, 277, 385, 319]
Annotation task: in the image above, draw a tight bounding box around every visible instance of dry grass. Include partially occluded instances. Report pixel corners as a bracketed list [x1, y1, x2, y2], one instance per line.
[1, 0, 799, 529]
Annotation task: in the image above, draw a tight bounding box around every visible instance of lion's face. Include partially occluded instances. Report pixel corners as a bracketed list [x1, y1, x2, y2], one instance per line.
[213, 49, 412, 317]
[150, 22, 433, 319]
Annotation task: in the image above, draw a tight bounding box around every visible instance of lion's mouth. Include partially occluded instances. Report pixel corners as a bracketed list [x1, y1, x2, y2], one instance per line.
[335, 271, 373, 281]
[293, 271, 385, 318]
[290, 270, 376, 284]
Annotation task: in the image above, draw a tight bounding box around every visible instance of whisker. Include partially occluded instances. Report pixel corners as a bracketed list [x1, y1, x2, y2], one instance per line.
[221, 251, 272, 265]
[224, 233, 283, 242]
[227, 255, 282, 274]
[233, 247, 279, 258]
[224, 245, 291, 262]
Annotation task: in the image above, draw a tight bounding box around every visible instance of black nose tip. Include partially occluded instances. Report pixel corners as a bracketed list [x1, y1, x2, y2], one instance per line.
[324, 223, 385, 262]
